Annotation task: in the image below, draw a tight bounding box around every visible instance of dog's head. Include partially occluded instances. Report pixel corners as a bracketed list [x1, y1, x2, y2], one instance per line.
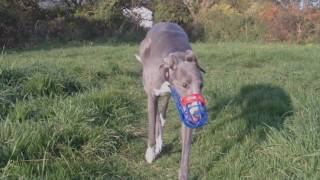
[159, 50, 205, 97]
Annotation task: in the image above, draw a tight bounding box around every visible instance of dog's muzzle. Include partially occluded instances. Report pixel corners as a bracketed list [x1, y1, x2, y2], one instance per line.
[171, 87, 208, 128]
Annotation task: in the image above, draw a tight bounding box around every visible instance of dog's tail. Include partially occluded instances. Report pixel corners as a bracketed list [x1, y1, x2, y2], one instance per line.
[135, 54, 142, 63]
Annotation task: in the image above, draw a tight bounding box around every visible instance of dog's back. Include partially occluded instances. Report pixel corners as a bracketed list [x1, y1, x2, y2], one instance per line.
[139, 22, 192, 65]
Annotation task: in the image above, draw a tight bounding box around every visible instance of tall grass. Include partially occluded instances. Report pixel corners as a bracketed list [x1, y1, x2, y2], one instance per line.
[0, 42, 319, 179]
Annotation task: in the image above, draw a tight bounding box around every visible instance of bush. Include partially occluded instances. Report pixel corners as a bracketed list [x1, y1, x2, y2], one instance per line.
[196, 3, 246, 42]
[154, 1, 192, 26]
[2, 0, 320, 45]
[257, 4, 320, 43]
[0, 0, 146, 47]
[193, 0, 320, 43]
[153, 0, 197, 39]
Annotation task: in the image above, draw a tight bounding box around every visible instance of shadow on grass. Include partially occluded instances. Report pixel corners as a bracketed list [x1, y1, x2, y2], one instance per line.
[201, 84, 293, 173]
[237, 84, 293, 130]
[210, 84, 293, 132]
[159, 135, 181, 158]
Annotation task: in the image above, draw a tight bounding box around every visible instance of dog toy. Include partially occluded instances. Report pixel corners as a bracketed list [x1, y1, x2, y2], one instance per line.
[170, 87, 208, 129]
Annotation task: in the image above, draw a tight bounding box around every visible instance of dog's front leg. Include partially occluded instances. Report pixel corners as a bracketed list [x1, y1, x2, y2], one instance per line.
[179, 124, 193, 180]
[145, 93, 158, 163]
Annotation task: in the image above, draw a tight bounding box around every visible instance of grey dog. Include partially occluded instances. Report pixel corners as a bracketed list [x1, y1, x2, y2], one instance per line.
[136, 22, 205, 180]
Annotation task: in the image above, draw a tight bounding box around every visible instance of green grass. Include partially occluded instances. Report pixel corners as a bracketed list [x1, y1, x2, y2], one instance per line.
[0, 42, 320, 179]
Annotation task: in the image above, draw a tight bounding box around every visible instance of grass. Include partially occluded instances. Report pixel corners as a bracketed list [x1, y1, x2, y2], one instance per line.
[0, 42, 319, 179]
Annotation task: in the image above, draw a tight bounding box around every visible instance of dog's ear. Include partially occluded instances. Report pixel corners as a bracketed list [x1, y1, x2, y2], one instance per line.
[159, 54, 179, 80]
[159, 53, 178, 70]
[185, 50, 206, 73]
[185, 50, 196, 63]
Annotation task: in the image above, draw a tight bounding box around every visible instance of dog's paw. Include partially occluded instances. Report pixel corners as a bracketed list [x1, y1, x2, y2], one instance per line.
[155, 134, 162, 155]
[145, 146, 155, 163]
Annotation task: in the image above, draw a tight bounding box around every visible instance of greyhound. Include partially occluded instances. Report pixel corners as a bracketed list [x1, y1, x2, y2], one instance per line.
[136, 22, 205, 180]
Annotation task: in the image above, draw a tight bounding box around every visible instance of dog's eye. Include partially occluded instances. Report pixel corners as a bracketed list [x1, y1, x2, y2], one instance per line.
[182, 82, 189, 88]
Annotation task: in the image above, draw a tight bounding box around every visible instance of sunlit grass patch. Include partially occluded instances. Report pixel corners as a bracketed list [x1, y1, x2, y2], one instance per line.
[0, 42, 320, 179]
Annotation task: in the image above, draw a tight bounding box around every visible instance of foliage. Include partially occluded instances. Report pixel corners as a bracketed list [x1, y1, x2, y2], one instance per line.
[2, 0, 320, 46]
[154, 0, 192, 26]
[196, 3, 245, 41]
[191, 0, 320, 43]
[0, 0, 44, 46]
[0, 0, 145, 47]
[258, 4, 320, 43]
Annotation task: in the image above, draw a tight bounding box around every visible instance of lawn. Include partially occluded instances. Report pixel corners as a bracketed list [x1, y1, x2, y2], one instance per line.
[0, 42, 319, 179]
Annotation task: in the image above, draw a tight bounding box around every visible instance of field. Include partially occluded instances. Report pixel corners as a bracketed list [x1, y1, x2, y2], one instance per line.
[0, 42, 320, 179]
